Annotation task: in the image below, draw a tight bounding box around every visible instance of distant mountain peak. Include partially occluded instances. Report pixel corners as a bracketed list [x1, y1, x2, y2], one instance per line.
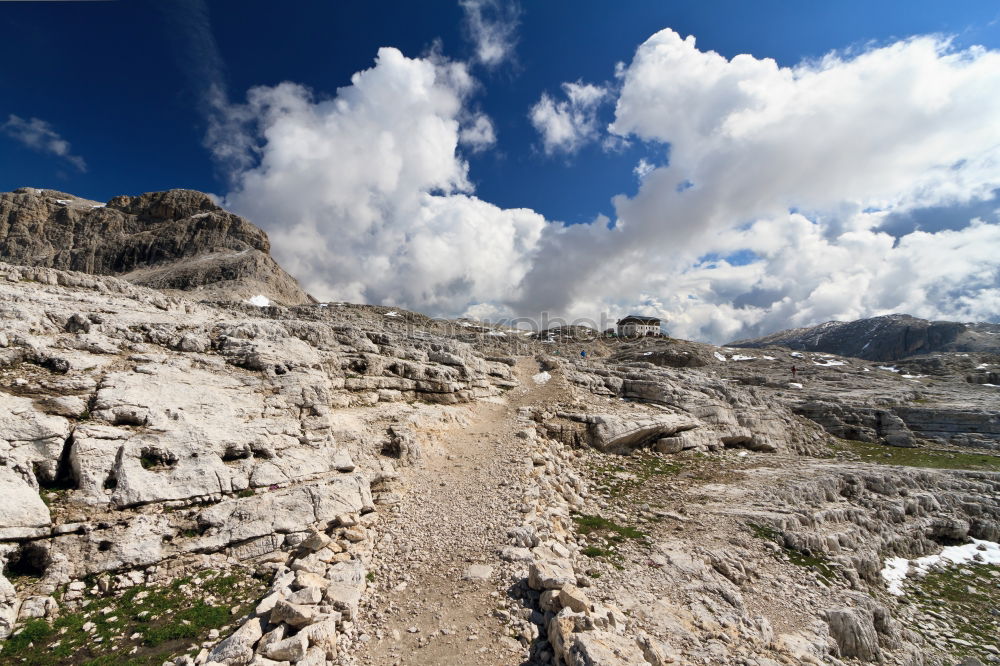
[0, 187, 313, 306]
[729, 314, 1000, 361]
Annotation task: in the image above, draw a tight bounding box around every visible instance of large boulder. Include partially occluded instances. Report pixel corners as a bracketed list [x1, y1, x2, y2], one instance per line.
[825, 607, 881, 661]
[0, 466, 50, 539]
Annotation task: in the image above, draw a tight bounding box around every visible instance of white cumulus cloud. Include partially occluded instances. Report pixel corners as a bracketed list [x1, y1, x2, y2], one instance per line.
[529, 81, 609, 155]
[513, 30, 1000, 341]
[2, 114, 87, 172]
[216, 48, 545, 314]
[210, 29, 1000, 344]
[459, 0, 520, 68]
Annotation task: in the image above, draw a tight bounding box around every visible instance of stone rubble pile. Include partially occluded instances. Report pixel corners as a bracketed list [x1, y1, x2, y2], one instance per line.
[203, 513, 374, 666]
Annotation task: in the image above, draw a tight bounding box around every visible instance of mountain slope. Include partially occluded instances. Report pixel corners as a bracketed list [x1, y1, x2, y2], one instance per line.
[729, 313, 1000, 361]
[0, 187, 314, 305]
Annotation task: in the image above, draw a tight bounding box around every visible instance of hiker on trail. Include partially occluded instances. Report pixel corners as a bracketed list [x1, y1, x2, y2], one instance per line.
[580, 350, 587, 360]
[791, 365, 797, 378]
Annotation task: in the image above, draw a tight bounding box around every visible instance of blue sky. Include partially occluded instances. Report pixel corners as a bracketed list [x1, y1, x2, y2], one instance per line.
[3, 1, 1000, 341]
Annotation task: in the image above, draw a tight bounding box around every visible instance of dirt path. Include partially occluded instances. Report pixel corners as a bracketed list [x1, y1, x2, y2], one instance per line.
[357, 359, 566, 665]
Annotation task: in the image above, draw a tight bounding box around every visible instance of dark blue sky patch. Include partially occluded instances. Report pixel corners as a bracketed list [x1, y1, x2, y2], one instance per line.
[879, 189, 1000, 240]
[3, 0, 998, 223]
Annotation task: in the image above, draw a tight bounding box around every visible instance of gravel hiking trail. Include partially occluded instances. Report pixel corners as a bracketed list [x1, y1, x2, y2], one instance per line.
[359, 359, 564, 665]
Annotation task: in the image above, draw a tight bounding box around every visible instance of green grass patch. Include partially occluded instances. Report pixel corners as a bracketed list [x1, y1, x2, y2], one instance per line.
[39, 487, 73, 508]
[902, 563, 1000, 661]
[747, 522, 838, 584]
[591, 451, 682, 498]
[573, 514, 646, 540]
[784, 550, 839, 583]
[1, 619, 53, 656]
[833, 439, 1000, 472]
[572, 513, 646, 567]
[747, 522, 781, 542]
[0, 567, 266, 665]
[581, 546, 613, 558]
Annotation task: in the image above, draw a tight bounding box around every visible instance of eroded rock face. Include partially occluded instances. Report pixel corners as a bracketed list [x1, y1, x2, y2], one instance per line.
[538, 358, 817, 455]
[0, 188, 312, 305]
[0, 261, 513, 588]
[2, 258, 998, 666]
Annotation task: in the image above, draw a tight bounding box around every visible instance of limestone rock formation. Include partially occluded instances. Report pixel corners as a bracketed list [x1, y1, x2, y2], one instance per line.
[1, 258, 998, 666]
[0, 187, 313, 305]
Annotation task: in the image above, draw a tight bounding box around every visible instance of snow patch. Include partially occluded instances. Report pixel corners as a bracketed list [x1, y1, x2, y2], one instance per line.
[878, 366, 901, 373]
[384, 311, 400, 317]
[790, 352, 804, 358]
[882, 539, 1000, 596]
[788, 382, 803, 389]
[532, 371, 552, 385]
[762, 355, 776, 360]
[713, 351, 727, 362]
[813, 359, 845, 367]
[731, 354, 756, 361]
[247, 295, 270, 307]
[90, 203, 105, 208]
[55, 199, 72, 205]
[881, 557, 910, 596]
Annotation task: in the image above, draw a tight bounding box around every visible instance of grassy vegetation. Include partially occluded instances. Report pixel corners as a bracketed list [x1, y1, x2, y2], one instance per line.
[833, 439, 1000, 472]
[903, 563, 1000, 661]
[573, 514, 647, 540]
[748, 522, 781, 542]
[580, 546, 615, 558]
[747, 522, 839, 584]
[590, 451, 681, 498]
[572, 512, 648, 567]
[39, 487, 73, 508]
[0, 568, 266, 665]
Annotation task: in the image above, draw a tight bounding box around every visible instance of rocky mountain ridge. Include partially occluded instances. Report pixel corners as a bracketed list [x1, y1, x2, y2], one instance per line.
[730, 314, 1000, 362]
[0, 188, 314, 306]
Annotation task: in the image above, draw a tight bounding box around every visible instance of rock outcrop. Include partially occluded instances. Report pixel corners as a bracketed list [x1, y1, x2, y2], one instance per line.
[0, 187, 313, 305]
[1, 259, 999, 666]
[0, 260, 512, 607]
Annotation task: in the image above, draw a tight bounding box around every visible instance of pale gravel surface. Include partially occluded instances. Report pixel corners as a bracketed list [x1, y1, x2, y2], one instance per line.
[357, 360, 563, 665]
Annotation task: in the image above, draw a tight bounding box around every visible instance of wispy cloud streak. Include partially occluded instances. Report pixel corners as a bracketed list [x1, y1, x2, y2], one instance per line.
[2, 114, 87, 172]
